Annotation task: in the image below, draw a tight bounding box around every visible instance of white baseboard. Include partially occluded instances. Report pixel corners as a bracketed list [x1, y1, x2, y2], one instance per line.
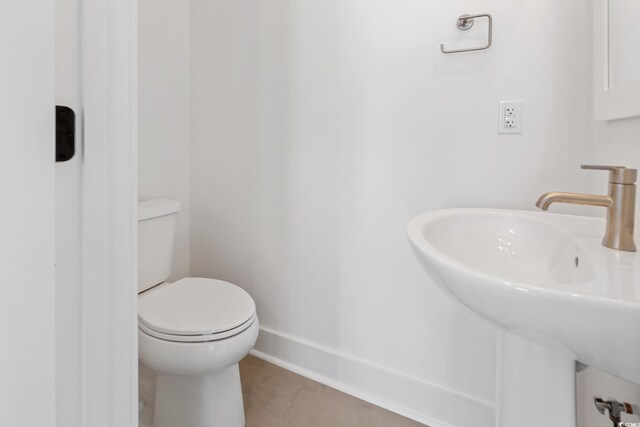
[251, 326, 496, 427]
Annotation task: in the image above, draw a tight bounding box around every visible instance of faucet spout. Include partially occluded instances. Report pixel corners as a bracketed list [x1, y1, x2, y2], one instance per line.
[535, 192, 612, 211]
[535, 164, 637, 251]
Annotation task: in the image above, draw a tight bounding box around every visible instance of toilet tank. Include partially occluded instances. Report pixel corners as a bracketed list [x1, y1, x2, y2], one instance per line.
[138, 199, 181, 293]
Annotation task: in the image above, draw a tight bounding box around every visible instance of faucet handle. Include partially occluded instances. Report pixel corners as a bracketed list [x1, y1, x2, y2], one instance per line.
[581, 164, 626, 171]
[581, 164, 637, 184]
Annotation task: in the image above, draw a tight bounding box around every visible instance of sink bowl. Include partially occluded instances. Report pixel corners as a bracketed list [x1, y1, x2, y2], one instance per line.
[408, 208, 640, 385]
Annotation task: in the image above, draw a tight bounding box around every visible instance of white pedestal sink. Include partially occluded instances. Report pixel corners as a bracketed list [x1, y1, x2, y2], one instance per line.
[407, 208, 640, 427]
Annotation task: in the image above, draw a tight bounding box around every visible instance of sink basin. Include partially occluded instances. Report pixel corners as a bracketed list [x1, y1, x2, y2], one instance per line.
[408, 208, 640, 385]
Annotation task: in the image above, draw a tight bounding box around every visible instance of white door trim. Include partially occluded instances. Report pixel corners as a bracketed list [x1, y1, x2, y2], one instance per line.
[81, 0, 138, 425]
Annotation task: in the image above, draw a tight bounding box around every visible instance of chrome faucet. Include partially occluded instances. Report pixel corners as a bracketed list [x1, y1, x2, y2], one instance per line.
[535, 164, 637, 252]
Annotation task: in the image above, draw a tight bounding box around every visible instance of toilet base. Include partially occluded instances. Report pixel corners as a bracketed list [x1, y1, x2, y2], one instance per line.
[153, 364, 245, 427]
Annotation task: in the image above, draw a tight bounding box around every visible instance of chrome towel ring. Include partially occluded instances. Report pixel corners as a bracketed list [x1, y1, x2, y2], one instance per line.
[440, 13, 493, 54]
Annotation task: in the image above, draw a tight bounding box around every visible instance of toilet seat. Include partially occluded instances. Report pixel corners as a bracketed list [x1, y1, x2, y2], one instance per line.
[138, 277, 256, 343]
[139, 312, 257, 342]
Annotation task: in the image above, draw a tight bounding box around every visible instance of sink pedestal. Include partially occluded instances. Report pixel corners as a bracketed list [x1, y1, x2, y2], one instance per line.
[499, 332, 575, 427]
[408, 208, 640, 426]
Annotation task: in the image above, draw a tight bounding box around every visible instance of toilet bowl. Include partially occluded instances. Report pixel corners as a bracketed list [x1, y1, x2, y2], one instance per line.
[137, 200, 259, 427]
[138, 278, 259, 427]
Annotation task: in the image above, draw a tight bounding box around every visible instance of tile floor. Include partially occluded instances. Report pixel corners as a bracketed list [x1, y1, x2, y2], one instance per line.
[240, 355, 427, 427]
[139, 355, 427, 427]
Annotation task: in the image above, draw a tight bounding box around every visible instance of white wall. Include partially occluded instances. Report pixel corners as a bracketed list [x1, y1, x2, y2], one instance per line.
[588, 0, 640, 196]
[189, 0, 592, 425]
[589, 119, 640, 197]
[138, 0, 190, 282]
[577, 366, 640, 427]
[138, 5, 190, 422]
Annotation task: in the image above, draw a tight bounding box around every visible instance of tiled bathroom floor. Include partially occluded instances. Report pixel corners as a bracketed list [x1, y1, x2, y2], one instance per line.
[139, 355, 427, 427]
[240, 355, 427, 427]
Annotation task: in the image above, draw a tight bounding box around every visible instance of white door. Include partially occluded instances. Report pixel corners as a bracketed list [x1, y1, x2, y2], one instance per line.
[0, 2, 56, 426]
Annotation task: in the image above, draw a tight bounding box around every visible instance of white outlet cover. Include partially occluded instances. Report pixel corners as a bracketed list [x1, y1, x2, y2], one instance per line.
[499, 101, 523, 134]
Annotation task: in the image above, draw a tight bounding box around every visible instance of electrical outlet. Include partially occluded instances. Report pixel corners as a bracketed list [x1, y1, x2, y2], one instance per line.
[499, 101, 523, 134]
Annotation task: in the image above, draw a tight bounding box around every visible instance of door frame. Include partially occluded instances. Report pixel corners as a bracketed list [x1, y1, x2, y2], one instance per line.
[81, 0, 138, 425]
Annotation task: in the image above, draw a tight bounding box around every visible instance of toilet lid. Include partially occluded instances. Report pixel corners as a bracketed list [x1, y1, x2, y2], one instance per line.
[138, 278, 256, 338]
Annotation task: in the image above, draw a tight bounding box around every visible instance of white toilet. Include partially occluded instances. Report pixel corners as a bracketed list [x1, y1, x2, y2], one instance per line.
[137, 199, 259, 427]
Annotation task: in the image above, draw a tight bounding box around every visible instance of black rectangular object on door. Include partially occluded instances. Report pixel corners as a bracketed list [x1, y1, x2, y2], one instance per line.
[56, 105, 75, 162]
